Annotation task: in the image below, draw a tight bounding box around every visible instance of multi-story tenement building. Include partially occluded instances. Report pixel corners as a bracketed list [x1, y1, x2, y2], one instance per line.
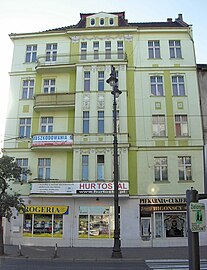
[3, 12, 206, 248]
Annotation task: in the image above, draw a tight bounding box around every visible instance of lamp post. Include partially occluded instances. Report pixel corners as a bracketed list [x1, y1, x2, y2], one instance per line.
[106, 65, 122, 258]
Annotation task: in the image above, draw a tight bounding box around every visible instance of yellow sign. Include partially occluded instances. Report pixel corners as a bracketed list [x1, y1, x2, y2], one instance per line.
[25, 206, 69, 215]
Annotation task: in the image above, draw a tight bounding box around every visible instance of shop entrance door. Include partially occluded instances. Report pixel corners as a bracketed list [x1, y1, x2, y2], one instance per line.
[141, 217, 152, 245]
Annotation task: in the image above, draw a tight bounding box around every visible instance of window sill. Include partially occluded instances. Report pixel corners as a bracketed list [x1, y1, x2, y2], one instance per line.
[178, 180, 194, 183]
[153, 180, 170, 183]
[152, 136, 168, 139]
[148, 58, 162, 60]
[175, 135, 191, 138]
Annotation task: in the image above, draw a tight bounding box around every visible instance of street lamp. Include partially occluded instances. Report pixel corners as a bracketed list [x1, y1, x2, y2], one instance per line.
[106, 65, 122, 258]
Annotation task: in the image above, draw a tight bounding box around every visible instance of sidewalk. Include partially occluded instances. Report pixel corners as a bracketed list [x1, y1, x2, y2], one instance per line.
[2, 245, 207, 261]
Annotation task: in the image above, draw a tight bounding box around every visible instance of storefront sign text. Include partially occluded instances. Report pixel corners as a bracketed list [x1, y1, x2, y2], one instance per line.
[140, 204, 186, 212]
[32, 134, 73, 146]
[140, 197, 186, 205]
[25, 205, 69, 214]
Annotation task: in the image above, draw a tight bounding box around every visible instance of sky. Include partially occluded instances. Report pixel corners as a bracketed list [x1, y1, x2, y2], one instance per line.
[0, 0, 207, 148]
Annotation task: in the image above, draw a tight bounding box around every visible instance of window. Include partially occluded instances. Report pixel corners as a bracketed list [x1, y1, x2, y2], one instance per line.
[117, 41, 124, 59]
[175, 115, 188, 136]
[169, 40, 182, 58]
[98, 111, 104, 133]
[178, 156, 192, 181]
[154, 157, 168, 181]
[79, 206, 114, 239]
[43, 79, 55, 93]
[105, 41, 111, 59]
[25, 45, 37, 63]
[109, 18, 114, 25]
[148, 41, 161, 59]
[97, 155, 104, 180]
[84, 71, 90, 91]
[38, 158, 51, 179]
[82, 155, 89, 181]
[81, 42, 87, 60]
[172, 76, 185, 96]
[91, 18, 95, 26]
[98, 71, 104, 91]
[16, 158, 28, 182]
[19, 118, 31, 138]
[83, 111, 89, 133]
[100, 18, 104, 25]
[152, 115, 166, 136]
[23, 213, 63, 238]
[22, 80, 34, 99]
[41, 117, 53, 132]
[150, 76, 164, 96]
[46, 43, 57, 62]
[93, 41, 99, 60]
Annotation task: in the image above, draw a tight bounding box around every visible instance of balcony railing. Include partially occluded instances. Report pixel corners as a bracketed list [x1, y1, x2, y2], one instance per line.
[33, 93, 75, 111]
[36, 52, 127, 70]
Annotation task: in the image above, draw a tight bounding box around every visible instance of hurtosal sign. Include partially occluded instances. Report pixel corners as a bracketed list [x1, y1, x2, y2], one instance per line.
[30, 182, 129, 194]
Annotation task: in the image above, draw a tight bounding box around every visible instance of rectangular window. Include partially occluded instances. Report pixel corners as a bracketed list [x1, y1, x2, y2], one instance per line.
[22, 80, 34, 99]
[25, 45, 37, 63]
[117, 41, 124, 59]
[178, 156, 192, 181]
[93, 41, 99, 60]
[98, 111, 104, 133]
[81, 42, 87, 60]
[38, 158, 51, 179]
[154, 157, 168, 181]
[97, 155, 104, 180]
[19, 118, 31, 138]
[98, 71, 104, 91]
[169, 40, 182, 58]
[41, 117, 53, 133]
[43, 79, 55, 93]
[16, 158, 28, 182]
[148, 41, 161, 59]
[46, 43, 57, 62]
[172, 76, 185, 96]
[105, 41, 111, 59]
[152, 115, 166, 136]
[82, 155, 89, 181]
[83, 111, 89, 133]
[150, 76, 164, 96]
[78, 206, 114, 239]
[84, 71, 90, 92]
[175, 115, 188, 136]
[23, 213, 63, 238]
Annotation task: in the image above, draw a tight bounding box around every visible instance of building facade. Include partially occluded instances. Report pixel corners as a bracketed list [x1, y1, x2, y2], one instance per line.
[3, 12, 206, 248]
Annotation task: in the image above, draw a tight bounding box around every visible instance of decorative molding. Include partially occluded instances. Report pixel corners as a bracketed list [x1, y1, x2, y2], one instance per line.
[97, 95, 105, 109]
[124, 34, 133, 41]
[71, 36, 80, 43]
[83, 94, 90, 109]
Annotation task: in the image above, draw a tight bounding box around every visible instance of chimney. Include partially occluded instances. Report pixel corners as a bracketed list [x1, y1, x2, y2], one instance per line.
[177, 14, 183, 21]
[167, 18, 172, 22]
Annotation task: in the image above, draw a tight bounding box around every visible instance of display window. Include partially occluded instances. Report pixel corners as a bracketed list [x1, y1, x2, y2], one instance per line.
[78, 206, 114, 239]
[23, 214, 63, 238]
[154, 212, 187, 238]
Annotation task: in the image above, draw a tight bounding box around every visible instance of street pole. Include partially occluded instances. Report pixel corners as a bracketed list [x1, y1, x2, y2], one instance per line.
[186, 189, 200, 270]
[106, 66, 122, 258]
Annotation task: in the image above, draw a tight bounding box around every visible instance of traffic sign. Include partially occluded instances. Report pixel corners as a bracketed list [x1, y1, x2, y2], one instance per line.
[190, 203, 206, 232]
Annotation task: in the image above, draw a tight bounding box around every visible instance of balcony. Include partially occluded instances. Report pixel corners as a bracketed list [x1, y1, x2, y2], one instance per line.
[31, 134, 73, 150]
[33, 93, 75, 111]
[35, 52, 127, 72]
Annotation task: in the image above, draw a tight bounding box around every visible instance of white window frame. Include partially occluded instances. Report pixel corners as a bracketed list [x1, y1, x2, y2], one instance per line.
[82, 155, 89, 181]
[19, 118, 31, 138]
[43, 79, 56, 93]
[22, 79, 34, 99]
[46, 43, 57, 62]
[150, 76, 164, 96]
[178, 156, 192, 181]
[41, 117, 53, 133]
[154, 157, 168, 181]
[83, 111, 89, 134]
[117, 41, 124, 59]
[148, 41, 161, 59]
[172, 75, 185, 96]
[16, 158, 29, 182]
[169, 40, 182, 58]
[38, 158, 51, 180]
[97, 155, 104, 180]
[81, 42, 87, 60]
[84, 71, 90, 91]
[152, 115, 166, 136]
[25, 44, 37, 63]
[93, 41, 99, 60]
[175, 115, 189, 136]
[105, 41, 111, 59]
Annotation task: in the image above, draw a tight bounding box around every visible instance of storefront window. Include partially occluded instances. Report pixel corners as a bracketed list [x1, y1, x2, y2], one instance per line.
[23, 214, 63, 238]
[78, 206, 114, 239]
[154, 212, 186, 238]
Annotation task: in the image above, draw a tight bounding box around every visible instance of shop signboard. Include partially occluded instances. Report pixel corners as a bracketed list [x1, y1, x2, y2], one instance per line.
[30, 182, 129, 195]
[190, 202, 206, 232]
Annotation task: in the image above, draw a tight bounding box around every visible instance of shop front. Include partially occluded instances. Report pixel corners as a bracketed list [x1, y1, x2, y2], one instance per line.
[139, 196, 187, 247]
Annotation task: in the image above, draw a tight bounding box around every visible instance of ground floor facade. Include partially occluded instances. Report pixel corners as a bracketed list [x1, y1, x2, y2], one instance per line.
[4, 194, 207, 248]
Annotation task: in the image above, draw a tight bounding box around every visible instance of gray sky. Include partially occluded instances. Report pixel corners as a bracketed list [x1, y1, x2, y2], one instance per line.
[1, 0, 207, 145]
